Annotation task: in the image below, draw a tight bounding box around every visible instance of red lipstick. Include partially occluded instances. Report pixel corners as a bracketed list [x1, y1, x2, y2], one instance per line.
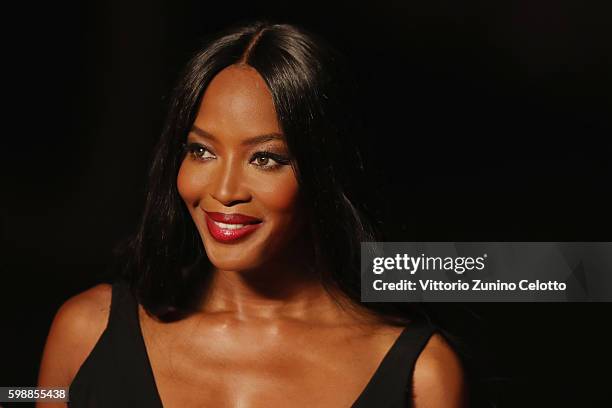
[204, 211, 262, 242]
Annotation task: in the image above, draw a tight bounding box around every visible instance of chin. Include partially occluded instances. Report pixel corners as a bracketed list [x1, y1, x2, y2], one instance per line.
[207, 257, 258, 273]
[202, 241, 266, 272]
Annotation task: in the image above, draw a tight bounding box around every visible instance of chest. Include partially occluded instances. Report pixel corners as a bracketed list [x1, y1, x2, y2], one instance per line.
[139, 315, 405, 408]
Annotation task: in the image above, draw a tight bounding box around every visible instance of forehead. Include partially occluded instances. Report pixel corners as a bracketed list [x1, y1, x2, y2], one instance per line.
[193, 65, 282, 140]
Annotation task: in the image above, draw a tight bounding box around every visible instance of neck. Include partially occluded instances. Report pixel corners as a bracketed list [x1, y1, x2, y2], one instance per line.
[198, 236, 359, 323]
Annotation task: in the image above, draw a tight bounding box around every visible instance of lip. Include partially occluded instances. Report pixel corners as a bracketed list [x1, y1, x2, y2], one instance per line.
[204, 211, 263, 243]
[205, 211, 262, 224]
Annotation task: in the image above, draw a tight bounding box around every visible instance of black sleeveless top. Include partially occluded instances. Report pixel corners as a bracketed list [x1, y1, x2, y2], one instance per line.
[69, 280, 436, 407]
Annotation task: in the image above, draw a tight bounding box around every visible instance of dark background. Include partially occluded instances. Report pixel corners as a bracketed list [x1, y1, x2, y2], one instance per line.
[1, 0, 610, 407]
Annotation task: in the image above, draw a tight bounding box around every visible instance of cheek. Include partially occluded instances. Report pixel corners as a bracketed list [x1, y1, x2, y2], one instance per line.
[250, 172, 300, 215]
[177, 160, 206, 206]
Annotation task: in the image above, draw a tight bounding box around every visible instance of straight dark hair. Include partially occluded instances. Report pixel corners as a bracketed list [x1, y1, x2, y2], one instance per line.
[116, 20, 415, 324]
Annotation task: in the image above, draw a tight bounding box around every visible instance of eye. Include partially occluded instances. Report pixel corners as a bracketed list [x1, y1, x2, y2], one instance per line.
[185, 143, 215, 161]
[252, 155, 273, 167]
[250, 151, 291, 170]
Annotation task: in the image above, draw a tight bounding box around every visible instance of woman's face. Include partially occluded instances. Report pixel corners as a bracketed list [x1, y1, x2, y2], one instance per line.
[177, 64, 305, 272]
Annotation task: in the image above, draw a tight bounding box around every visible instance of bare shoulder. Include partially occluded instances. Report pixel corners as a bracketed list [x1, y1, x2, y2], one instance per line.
[412, 333, 467, 408]
[38, 284, 112, 390]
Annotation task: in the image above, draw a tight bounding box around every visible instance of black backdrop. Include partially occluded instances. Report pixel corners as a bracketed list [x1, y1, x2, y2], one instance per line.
[1, 1, 611, 407]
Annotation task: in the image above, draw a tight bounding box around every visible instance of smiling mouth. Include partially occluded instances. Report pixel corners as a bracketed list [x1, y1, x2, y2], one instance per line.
[211, 221, 254, 229]
[204, 211, 263, 242]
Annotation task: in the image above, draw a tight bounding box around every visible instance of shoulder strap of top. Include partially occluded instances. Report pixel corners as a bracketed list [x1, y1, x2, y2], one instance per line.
[110, 280, 164, 407]
[352, 318, 436, 408]
[70, 279, 138, 385]
[70, 279, 164, 407]
[105, 279, 155, 372]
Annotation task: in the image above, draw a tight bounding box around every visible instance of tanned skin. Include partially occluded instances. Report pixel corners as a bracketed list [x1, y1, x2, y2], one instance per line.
[38, 65, 466, 408]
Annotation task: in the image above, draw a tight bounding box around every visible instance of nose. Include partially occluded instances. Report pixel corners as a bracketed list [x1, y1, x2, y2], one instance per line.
[209, 156, 251, 207]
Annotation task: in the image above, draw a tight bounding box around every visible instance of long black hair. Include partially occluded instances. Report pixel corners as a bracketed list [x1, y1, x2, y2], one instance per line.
[116, 20, 414, 324]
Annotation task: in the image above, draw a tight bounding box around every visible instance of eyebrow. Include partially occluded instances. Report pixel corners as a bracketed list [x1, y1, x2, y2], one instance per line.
[190, 125, 285, 146]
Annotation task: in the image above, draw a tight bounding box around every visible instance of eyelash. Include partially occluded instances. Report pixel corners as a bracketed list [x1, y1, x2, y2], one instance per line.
[182, 142, 291, 171]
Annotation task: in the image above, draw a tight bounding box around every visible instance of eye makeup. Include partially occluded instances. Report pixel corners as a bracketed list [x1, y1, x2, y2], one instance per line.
[249, 150, 291, 171]
[181, 142, 292, 171]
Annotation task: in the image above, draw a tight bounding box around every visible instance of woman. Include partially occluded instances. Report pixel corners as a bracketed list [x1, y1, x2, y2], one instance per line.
[38, 21, 466, 407]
